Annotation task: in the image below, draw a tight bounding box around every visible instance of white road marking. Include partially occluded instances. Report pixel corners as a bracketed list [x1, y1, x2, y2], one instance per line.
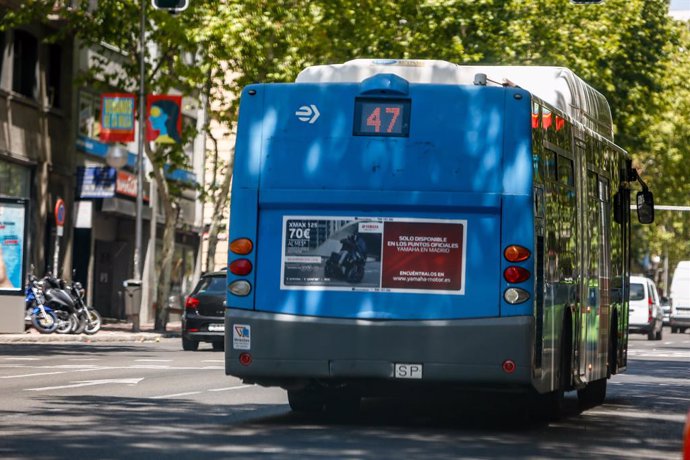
[3, 357, 41, 361]
[208, 385, 254, 392]
[134, 359, 172, 362]
[149, 391, 202, 399]
[26, 378, 144, 392]
[201, 360, 224, 363]
[150, 385, 253, 399]
[2, 371, 67, 379]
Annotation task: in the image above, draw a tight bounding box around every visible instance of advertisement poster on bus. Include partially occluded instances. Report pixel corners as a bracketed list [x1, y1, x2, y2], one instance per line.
[281, 216, 466, 294]
[0, 198, 28, 293]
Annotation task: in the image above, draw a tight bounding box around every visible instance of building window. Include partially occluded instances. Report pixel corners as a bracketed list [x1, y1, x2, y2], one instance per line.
[46, 43, 62, 109]
[0, 32, 5, 86]
[12, 30, 38, 99]
[78, 91, 100, 139]
[0, 161, 30, 198]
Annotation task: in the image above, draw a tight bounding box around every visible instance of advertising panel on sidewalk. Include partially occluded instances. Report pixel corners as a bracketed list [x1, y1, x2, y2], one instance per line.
[0, 198, 29, 294]
[281, 216, 466, 294]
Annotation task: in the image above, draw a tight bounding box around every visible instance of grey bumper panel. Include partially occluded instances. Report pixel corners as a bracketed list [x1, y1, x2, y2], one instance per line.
[226, 310, 534, 386]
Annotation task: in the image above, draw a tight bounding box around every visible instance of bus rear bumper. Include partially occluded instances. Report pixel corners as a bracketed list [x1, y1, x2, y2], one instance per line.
[225, 309, 534, 389]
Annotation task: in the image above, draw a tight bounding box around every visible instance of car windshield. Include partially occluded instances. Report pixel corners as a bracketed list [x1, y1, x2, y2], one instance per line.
[629, 283, 645, 301]
[195, 275, 226, 294]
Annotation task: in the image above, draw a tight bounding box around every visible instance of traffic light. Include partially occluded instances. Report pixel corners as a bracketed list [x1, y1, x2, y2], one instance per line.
[151, 0, 189, 12]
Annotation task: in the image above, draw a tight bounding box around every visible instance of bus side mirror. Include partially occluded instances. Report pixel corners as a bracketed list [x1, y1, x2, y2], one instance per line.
[636, 190, 654, 224]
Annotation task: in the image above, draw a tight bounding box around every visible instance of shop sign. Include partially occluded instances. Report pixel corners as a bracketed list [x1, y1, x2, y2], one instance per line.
[115, 170, 149, 202]
[76, 167, 116, 199]
[116, 170, 137, 198]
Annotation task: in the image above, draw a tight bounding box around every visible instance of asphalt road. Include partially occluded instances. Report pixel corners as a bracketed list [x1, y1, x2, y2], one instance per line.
[0, 330, 688, 459]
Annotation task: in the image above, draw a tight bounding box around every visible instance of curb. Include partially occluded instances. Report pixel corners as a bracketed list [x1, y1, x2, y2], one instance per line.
[0, 331, 180, 344]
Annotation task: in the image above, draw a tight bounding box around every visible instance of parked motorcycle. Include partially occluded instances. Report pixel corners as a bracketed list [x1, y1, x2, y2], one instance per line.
[25, 275, 58, 334]
[41, 275, 80, 334]
[69, 279, 102, 335]
[324, 235, 367, 283]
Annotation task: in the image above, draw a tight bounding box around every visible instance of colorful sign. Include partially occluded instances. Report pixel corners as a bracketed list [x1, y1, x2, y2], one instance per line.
[146, 95, 182, 144]
[280, 216, 466, 294]
[99, 93, 136, 142]
[0, 199, 27, 292]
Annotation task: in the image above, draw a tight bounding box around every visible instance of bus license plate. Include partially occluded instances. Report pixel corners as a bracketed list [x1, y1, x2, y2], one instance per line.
[395, 363, 423, 379]
[208, 324, 224, 332]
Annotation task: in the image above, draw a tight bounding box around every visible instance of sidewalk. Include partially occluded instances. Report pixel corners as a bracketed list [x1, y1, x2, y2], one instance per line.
[0, 319, 181, 344]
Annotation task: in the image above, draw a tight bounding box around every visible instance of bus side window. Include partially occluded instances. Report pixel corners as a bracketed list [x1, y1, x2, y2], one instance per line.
[545, 150, 557, 182]
[557, 155, 574, 187]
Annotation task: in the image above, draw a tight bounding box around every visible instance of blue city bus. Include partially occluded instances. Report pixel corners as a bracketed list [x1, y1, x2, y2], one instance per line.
[224, 59, 654, 417]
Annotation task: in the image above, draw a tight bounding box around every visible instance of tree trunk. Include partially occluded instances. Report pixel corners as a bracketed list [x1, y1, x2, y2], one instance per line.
[146, 146, 178, 332]
[205, 144, 235, 271]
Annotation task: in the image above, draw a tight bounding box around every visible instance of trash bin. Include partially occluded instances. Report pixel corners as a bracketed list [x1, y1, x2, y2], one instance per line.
[123, 279, 143, 316]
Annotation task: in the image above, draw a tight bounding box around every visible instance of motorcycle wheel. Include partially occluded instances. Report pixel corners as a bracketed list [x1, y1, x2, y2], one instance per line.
[83, 307, 102, 335]
[346, 264, 365, 283]
[31, 310, 58, 334]
[324, 260, 337, 279]
[72, 312, 87, 335]
[55, 310, 78, 334]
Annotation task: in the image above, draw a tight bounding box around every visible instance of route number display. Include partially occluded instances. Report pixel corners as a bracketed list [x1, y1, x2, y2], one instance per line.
[354, 98, 410, 137]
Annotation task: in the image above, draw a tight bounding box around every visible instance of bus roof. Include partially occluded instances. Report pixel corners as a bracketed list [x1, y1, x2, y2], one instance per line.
[296, 59, 614, 141]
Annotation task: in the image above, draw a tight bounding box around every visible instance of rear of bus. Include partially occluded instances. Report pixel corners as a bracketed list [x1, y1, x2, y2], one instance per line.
[225, 60, 536, 393]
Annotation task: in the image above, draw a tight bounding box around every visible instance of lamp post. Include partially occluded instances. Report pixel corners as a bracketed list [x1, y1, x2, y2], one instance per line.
[135, 0, 146, 283]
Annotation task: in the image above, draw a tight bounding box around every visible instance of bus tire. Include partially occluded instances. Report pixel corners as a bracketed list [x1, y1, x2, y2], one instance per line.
[288, 389, 325, 414]
[577, 377, 607, 408]
[325, 391, 361, 420]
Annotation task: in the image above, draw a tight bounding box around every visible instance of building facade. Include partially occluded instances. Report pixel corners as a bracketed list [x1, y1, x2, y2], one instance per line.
[0, 6, 206, 331]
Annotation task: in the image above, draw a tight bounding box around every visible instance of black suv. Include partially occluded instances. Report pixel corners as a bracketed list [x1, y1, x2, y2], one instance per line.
[182, 271, 226, 351]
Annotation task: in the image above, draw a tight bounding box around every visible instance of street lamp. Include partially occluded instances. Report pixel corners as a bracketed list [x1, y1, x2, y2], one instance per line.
[106, 144, 128, 169]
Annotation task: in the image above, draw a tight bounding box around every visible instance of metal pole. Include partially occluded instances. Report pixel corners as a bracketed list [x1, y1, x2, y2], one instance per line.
[135, 0, 146, 281]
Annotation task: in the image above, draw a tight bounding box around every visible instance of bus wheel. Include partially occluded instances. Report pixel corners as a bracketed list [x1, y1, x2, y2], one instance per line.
[288, 389, 325, 414]
[577, 378, 607, 409]
[325, 390, 361, 420]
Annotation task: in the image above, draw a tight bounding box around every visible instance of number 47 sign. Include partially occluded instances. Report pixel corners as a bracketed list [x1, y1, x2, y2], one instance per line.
[355, 98, 410, 137]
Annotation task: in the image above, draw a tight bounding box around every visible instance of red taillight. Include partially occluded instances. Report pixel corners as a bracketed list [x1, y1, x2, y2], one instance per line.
[185, 296, 200, 310]
[504, 266, 530, 284]
[504, 245, 531, 262]
[502, 360, 516, 374]
[230, 238, 253, 255]
[229, 259, 253, 276]
[239, 352, 252, 366]
[649, 297, 653, 323]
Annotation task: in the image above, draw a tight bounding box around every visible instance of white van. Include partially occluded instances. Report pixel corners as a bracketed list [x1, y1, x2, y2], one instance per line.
[628, 275, 664, 340]
[670, 261, 690, 334]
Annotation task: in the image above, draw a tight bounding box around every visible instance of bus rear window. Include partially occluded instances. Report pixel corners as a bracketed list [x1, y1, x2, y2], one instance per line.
[354, 98, 410, 137]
